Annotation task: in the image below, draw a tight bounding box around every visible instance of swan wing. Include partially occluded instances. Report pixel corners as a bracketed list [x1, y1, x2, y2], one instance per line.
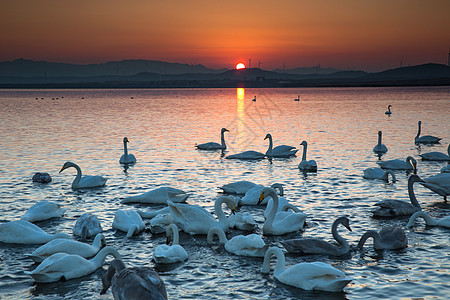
[420, 152, 450, 161]
[281, 238, 339, 255]
[225, 151, 265, 160]
[420, 173, 450, 197]
[78, 175, 107, 188]
[168, 201, 217, 234]
[21, 201, 66, 222]
[219, 181, 257, 195]
[196, 142, 222, 150]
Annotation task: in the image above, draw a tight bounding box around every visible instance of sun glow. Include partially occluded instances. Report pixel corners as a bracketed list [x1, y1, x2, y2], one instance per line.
[236, 62, 246, 70]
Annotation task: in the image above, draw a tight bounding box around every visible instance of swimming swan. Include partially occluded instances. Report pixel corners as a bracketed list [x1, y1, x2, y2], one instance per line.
[406, 211, 450, 228]
[25, 246, 121, 283]
[168, 196, 236, 235]
[225, 150, 265, 160]
[26, 233, 106, 263]
[21, 201, 66, 222]
[280, 216, 352, 256]
[119, 137, 137, 164]
[207, 227, 267, 257]
[419, 144, 450, 161]
[59, 161, 107, 189]
[385, 105, 392, 115]
[298, 141, 317, 172]
[415, 121, 441, 144]
[264, 133, 298, 158]
[372, 175, 423, 218]
[373, 131, 388, 154]
[259, 187, 307, 235]
[122, 187, 189, 204]
[262, 246, 352, 292]
[112, 209, 145, 238]
[219, 180, 257, 195]
[363, 168, 397, 182]
[73, 213, 103, 240]
[377, 156, 417, 171]
[101, 259, 168, 300]
[357, 226, 407, 250]
[419, 173, 450, 201]
[0, 220, 70, 244]
[196, 128, 229, 150]
[153, 224, 188, 264]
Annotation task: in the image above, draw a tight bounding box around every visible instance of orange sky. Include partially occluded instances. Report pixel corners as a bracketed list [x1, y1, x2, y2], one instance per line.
[1, 0, 449, 71]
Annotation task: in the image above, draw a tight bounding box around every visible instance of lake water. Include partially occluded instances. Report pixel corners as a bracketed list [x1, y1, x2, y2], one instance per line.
[0, 86, 449, 299]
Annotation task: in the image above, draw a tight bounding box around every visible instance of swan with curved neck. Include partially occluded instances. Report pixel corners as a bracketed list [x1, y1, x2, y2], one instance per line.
[207, 227, 267, 257]
[385, 105, 392, 115]
[373, 131, 388, 154]
[407, 211, 450, 228]
[120, 137, 137, 164]
[59, 161, 107, 189]
[196, 128, 229, 150]
[420, 144, 450, 161]
[377, 156, 417, 172]
[415, 121, 442, 144]
[0, 220, 70, 244]
[264, 133, 297, 158]
[357, 226, 407, 250]
[363, 168, 397, 182]
[112, 209, 145, 238]
[280, 216, 352, 256]
[298, 141, 317, 172]
[262, 246, 352, 292]
[153, 224, 188, 264]
[26, 246, 121, 283]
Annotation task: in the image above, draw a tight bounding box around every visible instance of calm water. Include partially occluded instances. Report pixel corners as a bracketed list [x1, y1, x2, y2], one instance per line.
[0, 87, 449, 299]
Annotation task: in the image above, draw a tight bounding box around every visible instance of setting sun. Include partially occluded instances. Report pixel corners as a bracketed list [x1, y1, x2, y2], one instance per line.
[236, 62, 246, 70]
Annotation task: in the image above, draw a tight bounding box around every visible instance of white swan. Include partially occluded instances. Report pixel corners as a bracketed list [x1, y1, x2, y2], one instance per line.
[372, 174, 423, 218]
[219, 180, 257, 195]
[196, 128, 229, 150]
[264, 196, 290, 218]
[385, 104, 392, 115]
[207, 227, 267, 257]
[0, 220, 70, 244]
[298, 141, 317, 172]
[239, 183, 284, 206]
[280, 216, 352, 256]
[363, 168, 397, 182]
[153, 224, 188, 264]
[101, 259, 168, 299]
[377, 156, 417, 171]
[262, 246, 352, 292]
[21, 201, 66, 222]
[26, 233, 106, 263]
[225, 150, 265, 160]
[25, 246, 121, 283]
[415, 121, 442, 144]
[419, 173, 450, 201]
[373, 131, 388, 154]
[419, 144, 450, 161]
[59, 161, 107, 189]
[122, 187, 189, 204]
[407, 211, 450, 228]
[32, 172, 52, 183]
[73, 213, 103, 240]
[264, 133, 298, 158]
[259, 187, 307, 235]
[168, 196, 236, 235]
[112, 209, 145, 238]
[119, 137, 137, 164]
[357, 226, 407, 250]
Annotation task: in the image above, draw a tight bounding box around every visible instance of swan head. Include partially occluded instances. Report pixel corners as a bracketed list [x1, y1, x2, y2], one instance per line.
[338, 216, 352, 232]
[221, 128, 229, 133]
[264, 133, 272, 140]
[258, 187, 275, 205]
[300, 141, 307, 147]
[378, 131, 382, 136]
[123, 137, 130, 143]
[218, 196, 237, 214]
[59, 161, 76, 173]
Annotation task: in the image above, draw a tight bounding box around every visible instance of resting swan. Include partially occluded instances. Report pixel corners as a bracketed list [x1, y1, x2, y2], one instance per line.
[258, 187, 307, 235]
[73, 213, 103, 240]
[415, 121, 442, 144]
[153, 224, 188, 264]
[196, 128, 229, 150]
[21, 201, 66, 222]
[298, 141, 317, 172]
[419, 144, 450, 161]
[373, 131, 388, 154]
[225, 150, 265, 160]
[101, 259, 167, 300]
[262, 246, 352, 292]
[219, 180, 257, 195]
[407, 211, 450, 228]
[280, 216, 352, 256]
[419, 173, 450, 202]
[385, 105, 392, 115]
[122, 187, 189, 204]
[239, 183, 284, 206]
[25, 246, 121, 283]
[119, 137, 137, 164]
[363, 168, 397, 182]
[112, 210, 145, 238]
[357, 226, 407, 250]
[59, 161, 107, 189]
[207, 227, 267, 257]
[0, 220, 70, 244]
[26, 233, 106, 263]
[376, 156, 417, 171]
[168, 196, 236, 235]
[264, 133, 298, 158]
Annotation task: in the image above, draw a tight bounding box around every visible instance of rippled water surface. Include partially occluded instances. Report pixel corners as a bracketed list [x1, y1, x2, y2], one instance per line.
[0, 87, 449, 299]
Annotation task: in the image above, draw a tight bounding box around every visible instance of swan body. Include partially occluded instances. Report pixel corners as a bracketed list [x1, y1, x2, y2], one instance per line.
[0, 220, 70, 244]
[419, 173, 450, 201]
[280, 216, 352, 256]
[207, 227, 267, 257]
[415, 121, 442, 144]
[32, 172, 52, 183]
[373, 131, 388, 154]
[101, 259, 167, 300]
[26, 233, 106, 263]
[119, 137, 137, 164]
[25, 246, 121, 283]
[21, 201, 66, 222]
[239, 183, 284, 206]
[225, 150, 265, 160]
[363, 168, 397, 182]
[73, 213, 103, 240]
[219, 181, 257, 195]
[228, 210, 257, 231]
[357, 226, 407, 250]
[149, 213, 173, 234]
[153, 224, 188, 264]
[372, 175, 423, 218]
[259, 187, 307, 235]
[407, 211, 450, 228]
[262, 246, 352, 292]
[196, 128, 229, 150]
[377, 156, 417, 171]
[112, 210, 145, 238]
[59, 161, 107, 189]
[264, 133, 298, 158]
[122, 187, 189, 204]
[168, 196, 236, 235]
[298, 141, 317, 172]
[419, 144, 450, 161]
[385, 105, 392, 115]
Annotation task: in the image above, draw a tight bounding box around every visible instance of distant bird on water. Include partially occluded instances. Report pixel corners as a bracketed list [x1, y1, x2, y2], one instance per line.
[385, 105, 392, 115]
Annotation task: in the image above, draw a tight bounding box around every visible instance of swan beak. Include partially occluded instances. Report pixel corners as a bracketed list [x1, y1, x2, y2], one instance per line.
[166, 236, 171, 245]
[264, 134, 269, 140]
[231, 206, 237, 215]
[258, 192, 264, 204]
[345, 224, 352, 232]
[224, 128, 229, 132]
[58, 165, 67, 173]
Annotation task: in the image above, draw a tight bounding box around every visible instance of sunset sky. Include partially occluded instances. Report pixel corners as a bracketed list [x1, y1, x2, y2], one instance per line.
[1, 0, 449, 71]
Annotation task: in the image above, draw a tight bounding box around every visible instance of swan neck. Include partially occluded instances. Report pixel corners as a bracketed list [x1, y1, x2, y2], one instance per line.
[123, 140, 128, 156]
[332, 220, 348, 247]
[408, 211, 436, 227]
[408, 177, 422, 209]
[126, 224, 139, 238]
[358, 231, 380, 248]
[377, 133, 382, 146]
[102, 259, 125, 293]
[262, 247, 286, 276]
[214, 197, 232, 226]
[207, 227, 228, 244]
[266, 135, 273, 155]
[72, 164, 82, 187]
[220, 130, 226, 149]
[301, 143, 307, 161]
[92, 247, 121, 268]
[168, 224, 180, 245]
[266, 190, 279, 224]
[93, 234, 105, 249]
[416, 122, 421, 138]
